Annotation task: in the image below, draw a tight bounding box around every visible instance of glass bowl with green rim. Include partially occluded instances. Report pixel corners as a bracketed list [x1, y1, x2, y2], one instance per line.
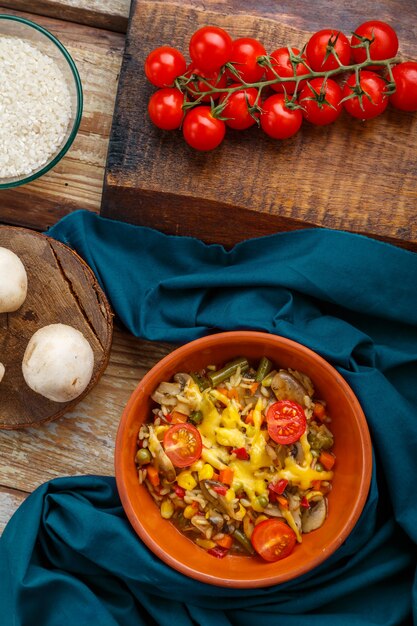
[0, 14, 83, 189]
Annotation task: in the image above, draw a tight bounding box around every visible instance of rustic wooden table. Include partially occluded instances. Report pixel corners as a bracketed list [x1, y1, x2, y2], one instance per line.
[0, 0, 154, 532]
[0, 0, 415, 532]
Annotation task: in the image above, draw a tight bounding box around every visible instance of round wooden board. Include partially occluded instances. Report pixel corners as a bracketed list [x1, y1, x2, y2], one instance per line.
[0, 227, 113, 429]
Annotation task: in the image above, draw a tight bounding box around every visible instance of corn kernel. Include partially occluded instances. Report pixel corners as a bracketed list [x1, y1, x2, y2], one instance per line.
[183, 504, 198, 519]
[190, 459, 205, 473]
[195, 538, 216, 550]
[177, 471, 197, 491]
[225, 488, 236, 502]
[255, 515, 268, 525]
[160, 499, 174, 519]
[198, 463, 214, 480]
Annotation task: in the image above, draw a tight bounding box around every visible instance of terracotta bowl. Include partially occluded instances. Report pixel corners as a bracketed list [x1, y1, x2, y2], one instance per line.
[115, 331, 372, 588]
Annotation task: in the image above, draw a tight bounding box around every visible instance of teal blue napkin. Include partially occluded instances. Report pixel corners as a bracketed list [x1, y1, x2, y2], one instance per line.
[1, 210, 417, 625]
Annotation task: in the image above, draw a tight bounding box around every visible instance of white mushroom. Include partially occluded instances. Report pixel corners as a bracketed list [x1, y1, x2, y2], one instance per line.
[22, 324, 94, 402]
[0, 247, 28, 313]
[301, 496, 328, 533]
[0, 362, 5, 383]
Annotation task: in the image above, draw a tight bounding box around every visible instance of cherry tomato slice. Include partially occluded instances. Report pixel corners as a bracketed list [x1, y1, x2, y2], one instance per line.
[266, 400, 306, 444]
[163, 423, 202, 467]
[251, 519, 297, 562]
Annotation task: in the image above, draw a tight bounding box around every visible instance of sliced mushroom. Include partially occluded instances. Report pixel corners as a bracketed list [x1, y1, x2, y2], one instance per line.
[264, 504, 284, 518]
[173, 372, 192, 390]
[271, 370, 308, 405]
[147, 426, 176, 483]
[301, 496, 327, 533]
[206, 508, 224, 531]
[200, 479, 241, 520]
[151, 381, 182, 406]
[287, 493, 302, 532]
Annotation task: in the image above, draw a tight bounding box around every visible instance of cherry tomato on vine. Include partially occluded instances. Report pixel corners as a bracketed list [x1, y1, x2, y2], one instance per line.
[266, 400, 307, 444]
[306, 29, 351, 71]
[148, 88, 185, 130]
[299, 77, 342, 125]
[182, 106, 226, 150]
[265, 47, 309, 94]
[185, 65, 227, 102]
[251, 519, 297, 562]
[342, 70, 388, 120]
[144, 46, 186, 88]
[189, 26, 233, 73]
[390, 62, 417, 112]
[351, 20, 398, 68]
[219, 85, 259, 129]
[260, 94, 302, 140]
[163, 423, 202, 467]
[226, 37, 266, 83]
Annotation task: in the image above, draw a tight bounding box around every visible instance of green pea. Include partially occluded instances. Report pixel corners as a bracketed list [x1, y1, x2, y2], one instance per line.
[135, 448, 152, 466]
[257, 494, 269, 508]
[315, 462, 324, 472]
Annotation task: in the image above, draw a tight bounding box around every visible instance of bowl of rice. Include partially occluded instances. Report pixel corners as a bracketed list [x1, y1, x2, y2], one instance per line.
[115, 331, 372, 588]
[0, 14, 82, 188]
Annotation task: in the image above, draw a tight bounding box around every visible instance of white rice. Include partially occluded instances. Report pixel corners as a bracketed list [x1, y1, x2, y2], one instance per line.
[0, 36, 71, 178]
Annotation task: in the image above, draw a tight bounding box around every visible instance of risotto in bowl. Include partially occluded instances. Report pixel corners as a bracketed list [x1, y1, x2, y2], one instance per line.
[115, 331, 372, 587]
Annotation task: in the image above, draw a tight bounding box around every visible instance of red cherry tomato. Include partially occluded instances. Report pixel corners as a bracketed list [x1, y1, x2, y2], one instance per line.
[186, 65, 227, 102]
[266, 400, 306, 444]
[342, 70, 388, 120]
[299, 77, 343, 125]
[260, 95, 302, 140]
[390, 61, 417, 112]
[220, 85, 259, 130]
[306, 29, 351, 71]
[144, 46, 186, 88]
[163, 423, 202, 468]
[227, 37, 266, 83]
[251, 519, 297, 562]
[182, 106, 226, 151]
[351, 20, 398, 69]
[148, 88, 184, 130]
[189, 26, 233, 73]
[265, 47, 309, 94]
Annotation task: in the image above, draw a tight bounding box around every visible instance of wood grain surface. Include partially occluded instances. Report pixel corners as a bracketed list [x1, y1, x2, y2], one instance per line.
[0, 8, 124, 232]
[0, 0, 131, 32]
[0, 330, 174, 532]
[102, 0, 417, 251]
[0, 227, 113, 429]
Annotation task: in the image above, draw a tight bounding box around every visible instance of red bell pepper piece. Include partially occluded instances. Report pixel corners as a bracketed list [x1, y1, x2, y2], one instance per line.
[300, 496, 310, 509]
[174, 485, 186, 498]
[268, 478, 288, 495]
[213, 485, 228, 496]
[231, 447, 249, 460]
[208, 546, 229, 559]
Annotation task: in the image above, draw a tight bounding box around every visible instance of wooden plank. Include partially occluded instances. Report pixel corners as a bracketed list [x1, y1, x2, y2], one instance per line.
[0, 1, 131, 33]
[0, 328, 174, 494]
[0, 9, 125, 232]
[102, 0, 417, 251]
[0, 486, 27, 535]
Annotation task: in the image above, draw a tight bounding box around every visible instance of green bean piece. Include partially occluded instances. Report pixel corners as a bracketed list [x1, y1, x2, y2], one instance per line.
[189, 410, 203, 426]
[207, 357, 249, 387]
[255, 356, 273, 382]
[190, 372, 210, 391]
[233, 529, 255, 554]
[135, 448, 152, 466]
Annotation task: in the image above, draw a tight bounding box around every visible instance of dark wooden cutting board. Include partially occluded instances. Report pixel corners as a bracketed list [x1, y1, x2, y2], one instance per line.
[101, 0, 417, 250]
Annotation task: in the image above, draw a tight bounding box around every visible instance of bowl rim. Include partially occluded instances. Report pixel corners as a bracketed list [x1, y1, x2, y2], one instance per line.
[0, 14, 83, 189]
[115, 330, 373, 587]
